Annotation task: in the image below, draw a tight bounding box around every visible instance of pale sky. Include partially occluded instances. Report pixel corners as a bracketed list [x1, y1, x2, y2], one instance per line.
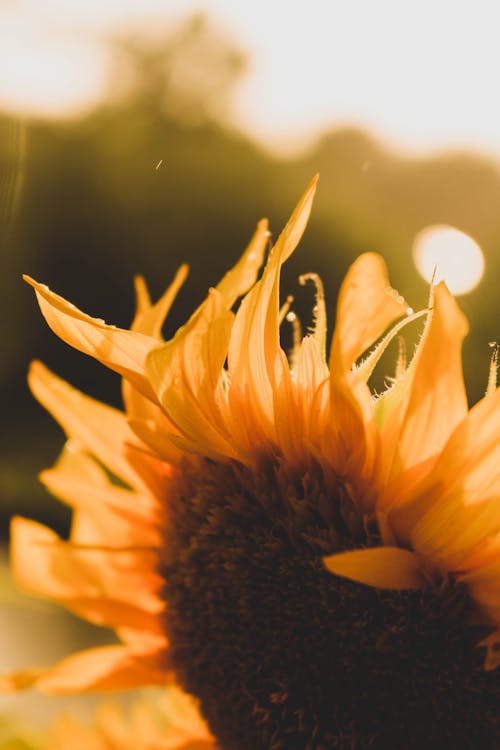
[1, 0, 500, 159]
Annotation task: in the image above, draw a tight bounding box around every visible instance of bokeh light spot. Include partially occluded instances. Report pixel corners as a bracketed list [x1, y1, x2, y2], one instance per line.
[0, 16, 110, 119]
[412, 225, 485, 295]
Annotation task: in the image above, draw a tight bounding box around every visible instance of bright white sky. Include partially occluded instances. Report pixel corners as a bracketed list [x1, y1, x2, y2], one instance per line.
[1, 0, 500, 159]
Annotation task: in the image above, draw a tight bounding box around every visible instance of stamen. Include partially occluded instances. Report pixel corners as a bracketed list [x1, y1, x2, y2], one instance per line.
[285, 309, 302, 374]
[395, 336, 407, 379]
[299, 273, 327, 362]
[486, 342, 499, 397]
[383, 337, 408, 389]
[279, 294, 294, 324]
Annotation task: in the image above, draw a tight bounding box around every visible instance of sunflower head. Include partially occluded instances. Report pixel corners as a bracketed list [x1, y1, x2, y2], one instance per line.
[3, 177, 500, 748]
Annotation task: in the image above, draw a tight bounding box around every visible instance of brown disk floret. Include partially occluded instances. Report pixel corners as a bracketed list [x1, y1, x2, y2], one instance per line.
[161, 458, 499, 750]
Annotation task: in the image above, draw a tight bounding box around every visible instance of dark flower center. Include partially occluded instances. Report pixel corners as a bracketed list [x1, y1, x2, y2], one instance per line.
[160, 457, 499, 750]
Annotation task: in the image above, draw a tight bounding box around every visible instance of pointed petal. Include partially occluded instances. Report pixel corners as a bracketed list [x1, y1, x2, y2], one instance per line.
[132, 265, 189, 339]
[324, 546, 427, 589]
[324, 253, 409, 500]
[382, 282, 468, 485]
[143, 217, 270, 460]
[125, 266, 191, 419]
[330, 253, 410, 373]
[24, 276, 157, 399]
[216, 218, 270, 306]
[146, 290, 236, 459]
[227, 178, 318, 449]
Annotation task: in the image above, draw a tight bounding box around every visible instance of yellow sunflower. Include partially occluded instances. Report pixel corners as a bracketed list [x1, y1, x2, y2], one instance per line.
[2, 176, 499, 747]
[45, 686, 215, 750]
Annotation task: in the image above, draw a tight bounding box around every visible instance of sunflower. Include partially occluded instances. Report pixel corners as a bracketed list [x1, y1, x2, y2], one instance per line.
[2, 176, 499, 748]
[45, 686, 215, 750]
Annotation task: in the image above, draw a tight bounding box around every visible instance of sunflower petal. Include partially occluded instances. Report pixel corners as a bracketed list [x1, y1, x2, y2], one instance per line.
[124, 267, 189, 424]
[216, 218, 270, 306]
[227, 177, 318, 450]
[11, 517, 163, 627]
[323, 254, 410, 498]
[383, 282, 468, 483]
[146, 290, 236, 459]
[460, 559, 500, 656]
[40, 444, 159, 544]
[24, 276, 157, 399]
[29, 361, 166, 495]
[2, 646, 169, 694]
[330, 253, 409, 373]
[324, 546, 427, 589]
[389, 385, 500, 560]
[132, 265, 189, 339]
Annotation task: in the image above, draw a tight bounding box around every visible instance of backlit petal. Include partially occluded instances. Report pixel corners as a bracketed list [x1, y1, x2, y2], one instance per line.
[146, 289, 236, 459]
[390, 386, 500, 569]
[325, 253, 409, 501]
[215, 218, 269, 306]
[24, 276, 158, 399]
[380, 283, 468, 491]
[330, 253, 409, 373]
[131, 265, 189, 339]
[227, 177, 318, 451]
[40, 444, 159, 545]
[29, 361, 167, 496]
[11, 517, 164, 628]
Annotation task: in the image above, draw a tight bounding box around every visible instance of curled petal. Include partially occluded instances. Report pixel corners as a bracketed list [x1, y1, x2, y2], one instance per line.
[330, 253, 409, 373]
[24, 275, 158, 399]
[324, 253, 410, 501]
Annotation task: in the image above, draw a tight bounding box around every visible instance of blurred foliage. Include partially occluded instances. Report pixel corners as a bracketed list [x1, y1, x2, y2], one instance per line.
[1, 13, 500, 536]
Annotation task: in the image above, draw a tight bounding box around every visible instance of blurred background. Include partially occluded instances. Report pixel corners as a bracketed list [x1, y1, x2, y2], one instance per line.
[1, 1, 500, 744]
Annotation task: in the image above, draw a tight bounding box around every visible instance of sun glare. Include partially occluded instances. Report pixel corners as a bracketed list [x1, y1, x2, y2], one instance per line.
[1, 2, 500, 159]
[412, 225, 485, 295]
[0, 14, 110, 118]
